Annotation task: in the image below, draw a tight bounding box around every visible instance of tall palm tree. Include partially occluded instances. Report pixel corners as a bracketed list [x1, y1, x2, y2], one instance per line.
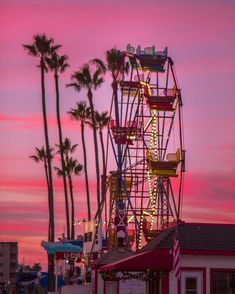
[57, 138, 78, 239]
[55, 143, 82, 239]
[66, 157, 83, 239]
[93, 48, 129, 170]
[94, 111, 109, 179]
[68, 102, 91, 221]
[105, 48, 129, 168]
[30, 147, 53, 241]
[23, 34, 59, 242]
[94, 111, 110, 225]
[67, 63, 104, 221]
[46, 52, 70, 239]
[23, 34, 60, 291]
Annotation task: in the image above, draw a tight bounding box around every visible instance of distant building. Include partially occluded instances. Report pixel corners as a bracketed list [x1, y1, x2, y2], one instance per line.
[0, 242, 18, 291]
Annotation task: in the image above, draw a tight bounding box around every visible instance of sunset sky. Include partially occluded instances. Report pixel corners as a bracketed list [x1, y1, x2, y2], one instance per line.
[1, 0, 235, 270]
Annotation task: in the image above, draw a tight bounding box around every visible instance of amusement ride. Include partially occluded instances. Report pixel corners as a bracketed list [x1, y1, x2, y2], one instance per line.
[106, 44, 185, 250]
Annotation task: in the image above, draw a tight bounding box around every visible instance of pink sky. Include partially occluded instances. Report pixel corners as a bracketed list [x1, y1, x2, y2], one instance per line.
[1, 0, 235, 269]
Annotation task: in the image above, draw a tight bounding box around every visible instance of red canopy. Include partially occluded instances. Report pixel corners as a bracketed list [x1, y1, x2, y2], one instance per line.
[100, 249, 172, 271]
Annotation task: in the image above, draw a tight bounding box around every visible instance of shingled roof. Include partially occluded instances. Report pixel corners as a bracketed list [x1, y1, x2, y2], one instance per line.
[95, 246, 134, 268]
[140, 222, 235, 253]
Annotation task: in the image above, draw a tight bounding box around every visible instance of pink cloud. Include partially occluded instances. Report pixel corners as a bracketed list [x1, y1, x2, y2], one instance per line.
[0, 113, 81, 131]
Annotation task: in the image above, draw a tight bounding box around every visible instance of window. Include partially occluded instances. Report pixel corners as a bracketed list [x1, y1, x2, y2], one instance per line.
[186, 277, 197, 294]
[181, 271, 202, 294]
[10, 263, 17, 267]
[84, 232, 92, 242]
[10, 273, 16, 278]
[10, 253, 17, 259]
[212, 270, 235, 294]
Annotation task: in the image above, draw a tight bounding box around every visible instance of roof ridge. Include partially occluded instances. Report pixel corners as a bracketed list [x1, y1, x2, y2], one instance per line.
[158, 226, 175, 245]
[181, 222, 235, 227]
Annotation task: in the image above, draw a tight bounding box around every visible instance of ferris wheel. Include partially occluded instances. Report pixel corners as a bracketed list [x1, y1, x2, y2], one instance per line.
[107, 44, 185, 250]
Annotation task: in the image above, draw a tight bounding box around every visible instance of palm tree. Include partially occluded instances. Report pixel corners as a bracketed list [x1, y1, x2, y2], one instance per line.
[93, 48, 129, 170]
[56, 138, 78, 239]
[23, 34, 60, 242]
[94, 111, 109, 178]
[30, 263, 42, 273]
[23, 34, 60, 291]
[67, 63, 104, 221]
[46, 51, 70, 240]
[66, 157, 83, 239]
[105, 48, 129, 168]
[55, 143, 82, 239]
[30, 147, 53, 241]
[68, 102, 91, 221]
[94, 111, 110, 225]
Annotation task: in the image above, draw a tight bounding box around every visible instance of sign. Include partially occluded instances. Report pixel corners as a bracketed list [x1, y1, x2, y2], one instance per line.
[83, 220, 102, 254]
[55, 251, 81, 261]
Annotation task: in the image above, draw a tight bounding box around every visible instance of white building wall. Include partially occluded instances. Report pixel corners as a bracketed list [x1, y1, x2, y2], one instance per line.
[96, 271, 146, 294]
[119, 279, 146, 294]
[97, 271, 104, 294]
[169, 255, 235, 294]
[169, 270, 178, 294]
[61, 284, 92, 294]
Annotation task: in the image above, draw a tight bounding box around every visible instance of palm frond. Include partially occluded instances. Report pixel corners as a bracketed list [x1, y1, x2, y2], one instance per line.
[84, 119, 93, 128]
[46, 52, 69, 74]
[91, 58, 107, 74]
[23, 44, 37, 56]
[105, 47, 127, 79]
[66, 82, 81, 92]
[94, 77, 104, 89]
[34, 34, 54, 56]
[92, 68, 102, 86]
[81, 65, 92, 85]
[95, 110, 110, 129]
[54, 166, 64, 177]
[70, 144, 78, 153]
[50, 44, 62, 53]
[74, 163, 83, 175]
[30, 155, 40, 162]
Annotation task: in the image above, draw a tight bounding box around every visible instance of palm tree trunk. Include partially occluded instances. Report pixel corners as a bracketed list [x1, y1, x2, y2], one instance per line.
[112, 79, 122, 216]
[68, 172, 75, 239]
[41, 58, 54, 242]
[87, 89, 101, 221]
[99, 128, 107, 226]
[44, 162, 51, 241]
[40, 57, 55, 291]
[54, 71, 70, 240]
[112, 80, 122, 171]
[81, 121, 91, 221]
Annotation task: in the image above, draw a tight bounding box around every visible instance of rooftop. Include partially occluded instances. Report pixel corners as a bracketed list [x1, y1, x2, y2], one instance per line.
[140, 222, 235, 252]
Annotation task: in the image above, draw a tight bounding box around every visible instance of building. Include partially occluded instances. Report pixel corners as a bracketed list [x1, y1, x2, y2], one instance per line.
[101, 222, 235, 294]
[94, 246, 136, 294]
[0, 242, 18, 292]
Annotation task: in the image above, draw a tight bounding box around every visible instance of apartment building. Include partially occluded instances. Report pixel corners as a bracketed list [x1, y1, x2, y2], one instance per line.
[0, 242, 18, 291]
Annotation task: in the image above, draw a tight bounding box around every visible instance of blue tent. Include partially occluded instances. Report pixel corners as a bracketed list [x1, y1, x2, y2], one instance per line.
[41, 241, 82, 254]
[40, 273, 64, 288]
